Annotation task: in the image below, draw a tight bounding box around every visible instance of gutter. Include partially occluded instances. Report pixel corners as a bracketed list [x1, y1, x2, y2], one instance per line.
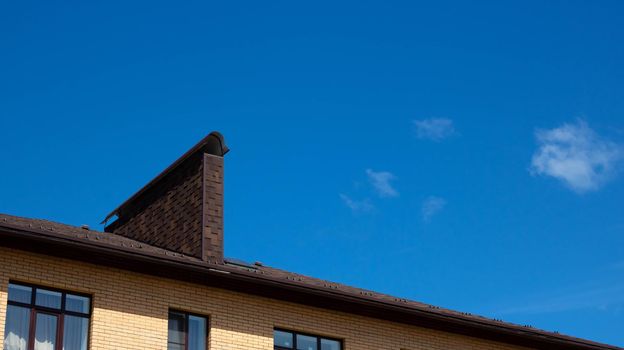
[0, 224, 621, 350]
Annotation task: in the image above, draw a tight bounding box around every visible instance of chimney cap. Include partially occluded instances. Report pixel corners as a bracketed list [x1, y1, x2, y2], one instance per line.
[101, 131, 228, 225]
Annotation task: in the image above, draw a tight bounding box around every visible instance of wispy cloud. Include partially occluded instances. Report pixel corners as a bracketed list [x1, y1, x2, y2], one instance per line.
[366, 169, 399, 198]
[340, 169, 398, 213]
[530, 120, 623, 193]
[339, 194, 374, 213]
[421, 196, 446, 222]
[413, 118, 456, 141]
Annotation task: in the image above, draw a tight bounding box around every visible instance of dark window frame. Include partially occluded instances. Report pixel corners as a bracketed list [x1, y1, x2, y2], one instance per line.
[5, 280, 92, 350]
[274, 328, 342, 350]
[167, 309, 209, 350]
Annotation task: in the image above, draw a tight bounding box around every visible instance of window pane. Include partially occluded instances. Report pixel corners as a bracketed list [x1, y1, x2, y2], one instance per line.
[296, 334, 317, 350]
[321, 339, 340, 350]
[167, 312, 186, 350]
[7, 284, 32, 304]
[62, 316, 89, 350]
[35, 289, 61, 309]
[65, 294, 90, 314]
[34, 313, 57, 350]
[3, 305, 30, 350]
[188, 315, 206, 350]
[274, 330, 293, 348]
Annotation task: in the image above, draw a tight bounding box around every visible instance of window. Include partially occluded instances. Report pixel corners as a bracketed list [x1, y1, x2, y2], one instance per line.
[167, 310, 207, 350]
[274, 329, 341, 350]
[3, 282, 91, 350]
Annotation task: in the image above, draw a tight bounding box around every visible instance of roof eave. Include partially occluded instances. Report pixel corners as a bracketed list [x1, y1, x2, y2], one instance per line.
[0, 226, 620, 350]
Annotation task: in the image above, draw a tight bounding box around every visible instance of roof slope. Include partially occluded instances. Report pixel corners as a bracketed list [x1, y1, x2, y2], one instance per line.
[0, 213, 621, 350]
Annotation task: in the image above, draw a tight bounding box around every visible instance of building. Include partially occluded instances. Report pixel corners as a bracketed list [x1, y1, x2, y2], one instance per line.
[0, 132, 620, 350]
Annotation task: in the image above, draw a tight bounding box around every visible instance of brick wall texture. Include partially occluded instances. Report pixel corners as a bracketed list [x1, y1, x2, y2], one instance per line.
[109, 152, 204, 258]
[202, 154, 224, 262]
[108, 152, 225, 262]
[0, 247, 533, 350]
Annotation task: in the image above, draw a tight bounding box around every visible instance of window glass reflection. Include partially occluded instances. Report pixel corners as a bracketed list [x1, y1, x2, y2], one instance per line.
[274, 330, 293, 348]
[321, 339, 340, 350]
[35, 289, 61, 309]
[274, 330, 340, 350]
[3, 305, 30, 350]
[3, 283, 92, 350]
[188, 315, 206, 350]
[66, 294, 90, 314]
[63, 316, 89, 350]
[7, 284, 32, 304]
[34, 313, 57, 350]
[167, 312, 186, 350]
[296, 334, 317, 350]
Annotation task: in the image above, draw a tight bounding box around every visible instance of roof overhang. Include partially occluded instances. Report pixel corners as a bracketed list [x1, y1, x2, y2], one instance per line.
[0, 225, 620, 350]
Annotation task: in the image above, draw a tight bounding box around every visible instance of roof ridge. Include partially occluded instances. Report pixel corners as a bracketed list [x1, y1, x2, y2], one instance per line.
[0, 213, 201, 262]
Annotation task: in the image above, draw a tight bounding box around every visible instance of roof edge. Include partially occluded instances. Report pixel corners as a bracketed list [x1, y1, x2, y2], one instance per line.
[102, 131, 228, 224]
[0, 220, 621, 350]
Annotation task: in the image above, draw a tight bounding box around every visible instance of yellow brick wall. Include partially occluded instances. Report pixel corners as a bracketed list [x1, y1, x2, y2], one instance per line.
[0, 247, 533, 350]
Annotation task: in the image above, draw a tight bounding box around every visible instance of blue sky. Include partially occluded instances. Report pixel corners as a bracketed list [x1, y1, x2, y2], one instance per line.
[1, 0, 624, 346]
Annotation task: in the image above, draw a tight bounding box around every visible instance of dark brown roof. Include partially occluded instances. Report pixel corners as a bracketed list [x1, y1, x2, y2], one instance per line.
[1, 213, 621, 350]
[102, 131, 229, 225]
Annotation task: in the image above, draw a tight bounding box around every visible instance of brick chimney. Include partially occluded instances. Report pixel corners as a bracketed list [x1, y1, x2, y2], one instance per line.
[103, 132, 228, 263]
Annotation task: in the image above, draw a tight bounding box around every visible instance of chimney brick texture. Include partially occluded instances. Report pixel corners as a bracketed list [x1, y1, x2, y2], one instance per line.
[202, 153, 224, 262]
[106, 151, 224, 262]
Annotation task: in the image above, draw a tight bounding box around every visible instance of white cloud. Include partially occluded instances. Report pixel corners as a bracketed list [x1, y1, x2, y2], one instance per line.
[422, 196, 446, 221]
[366, 169, 398, 198]
[530, 120, 623, 193]
[413, 118, 456, 141]
[339, 194, 374, 213]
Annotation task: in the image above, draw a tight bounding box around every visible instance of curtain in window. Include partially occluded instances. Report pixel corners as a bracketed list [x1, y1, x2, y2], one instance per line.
[35, 290, 61, 309]
[62, 316, 88, 350]
[64, 296, 89, 314]
[187, 316, 206, 350]
[34, 313, 57, 350]
[320, 339, 341, 350]
[296, 335, 317, 350]
[167, 313, 185, 350]
[3, 305, 30, 350]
